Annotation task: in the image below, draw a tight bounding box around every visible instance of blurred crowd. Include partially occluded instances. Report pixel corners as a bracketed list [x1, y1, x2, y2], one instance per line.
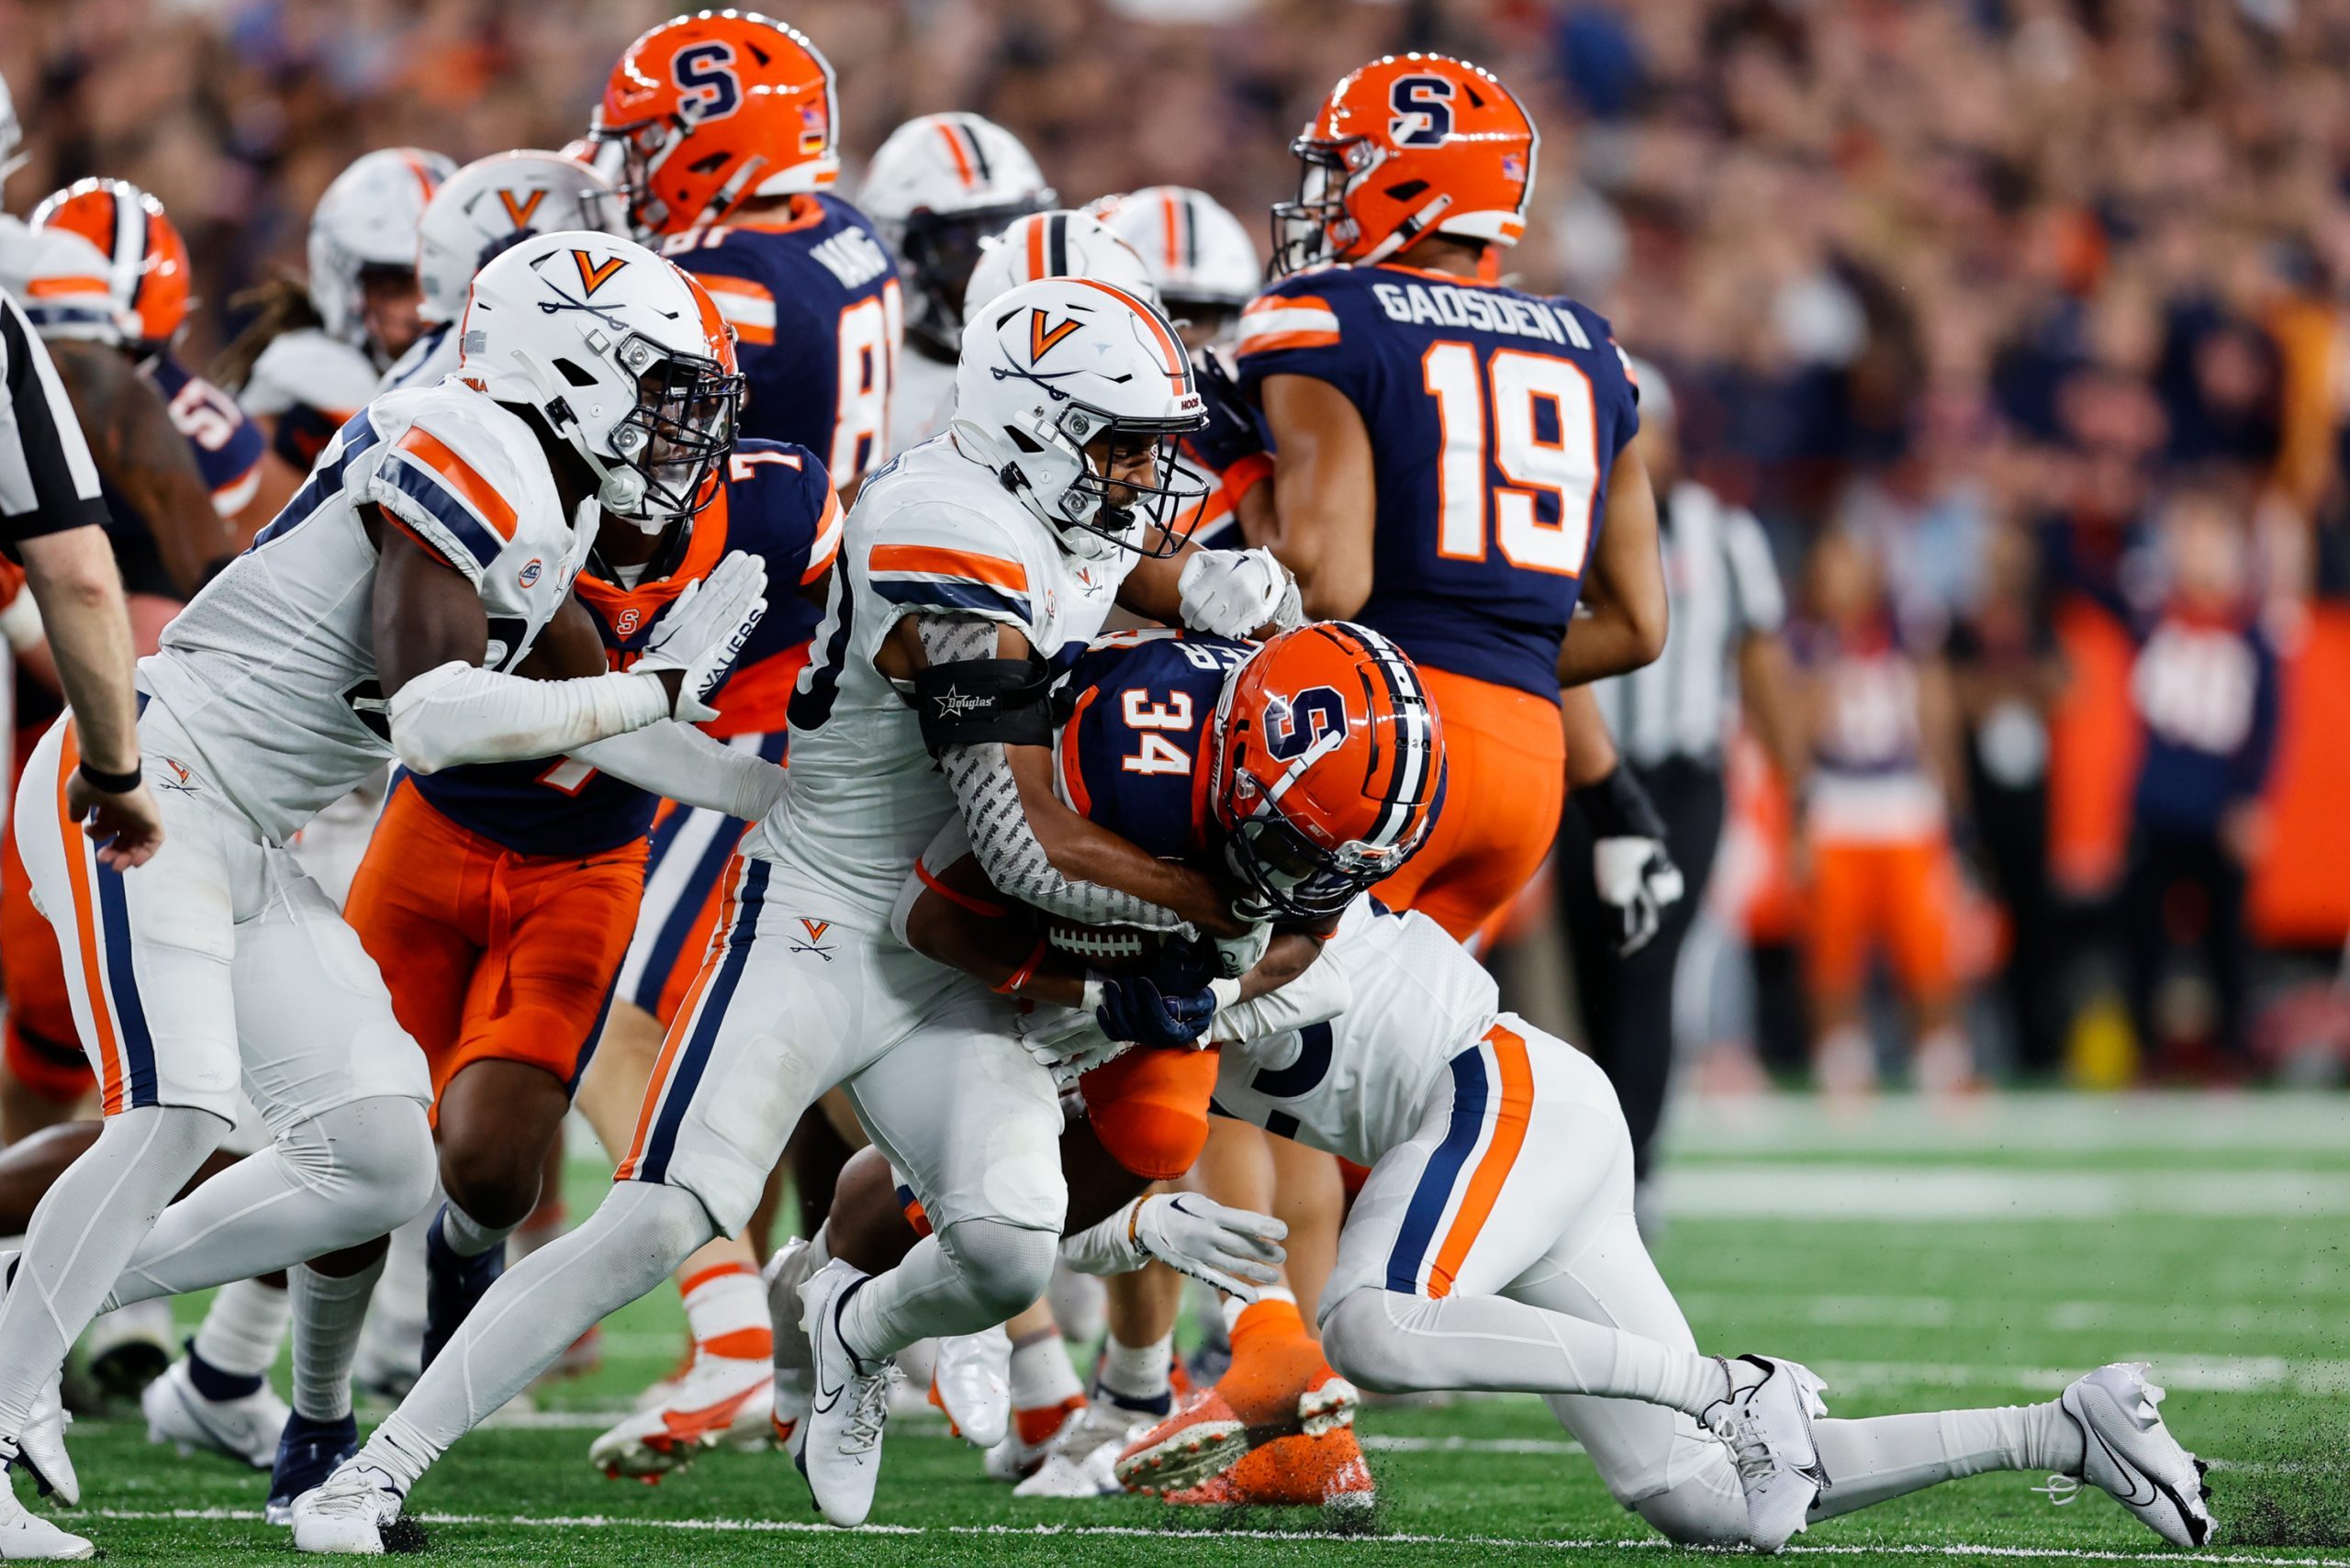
[6, 0, 2349, 1086]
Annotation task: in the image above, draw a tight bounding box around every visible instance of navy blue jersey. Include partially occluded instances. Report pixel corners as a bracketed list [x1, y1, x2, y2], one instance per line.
[663, 194, 902, 487]
[411, 439, 838, 856]
[2131, 607, 2280, 835]
[97, 354, 265, 597]
[1051, 631, 1252, 859]
[1233, 263, 1639, 700]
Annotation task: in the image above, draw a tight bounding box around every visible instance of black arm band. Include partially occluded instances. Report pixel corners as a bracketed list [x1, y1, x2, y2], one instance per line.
[76, 760, 144, 795]
[1572, 764, 1667, 842]
[913, 657, 1054, 756]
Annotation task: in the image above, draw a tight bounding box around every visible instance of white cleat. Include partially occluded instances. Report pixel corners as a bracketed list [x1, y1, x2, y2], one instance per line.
[15, 1370, 74, 1507]
[2055, 1362, 2214, 1547]
[1013, 1397, 1136, 1499]
[796, 1259, 900, 1528]
[289, 1462, 404, 1555]
[932, 1327, 1011, 1450]
[763, 1240, 815, 1455]
[588, 1348, 773, 1480]
[141, 1356, 287, 1470]
[0, 1471, 91, 1560]
[1707, 1354, 1829, 1552]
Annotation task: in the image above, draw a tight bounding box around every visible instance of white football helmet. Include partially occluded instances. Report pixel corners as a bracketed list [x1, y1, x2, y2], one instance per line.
[1092, 186, 1260, 328]
[961, 211, 1159, 330]
[954, 275, 1207, 561]
[417, 151, 622, 325]
[858, 113, 1053, 356]
[459, 230, 743, 533]
[308, 147, 456, 349]
[0, 227, 126, 344]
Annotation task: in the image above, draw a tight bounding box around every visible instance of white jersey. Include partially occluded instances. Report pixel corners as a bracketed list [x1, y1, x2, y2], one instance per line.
[140, 381, 591, 843]
[1211, 899, 1503, 1168]
[241, 328, 378, 423]
[377, 321, 459, 397]
[887, 345, 957, 455]
[0, 218, 119, 341]
[746, 431, 1131, 926]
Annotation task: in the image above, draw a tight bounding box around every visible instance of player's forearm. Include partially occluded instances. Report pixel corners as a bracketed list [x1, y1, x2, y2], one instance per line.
[1555, 609, 1663, 688]
[940, 739, 1203, 931]
[386, 661, 671, 775]
[19, 527, 142, 772]
[570, 723, 786, 821]
[1209, 948, 1351, 1043]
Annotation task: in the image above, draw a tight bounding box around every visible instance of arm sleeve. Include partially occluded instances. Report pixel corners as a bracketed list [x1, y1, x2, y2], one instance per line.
[386, 659, 672, 776]
[569, 723, 787, 821]
[1059, 1197, 1150, 1279]
[1206, 950, 1353, 1044]
[923, 614, 1192, 932]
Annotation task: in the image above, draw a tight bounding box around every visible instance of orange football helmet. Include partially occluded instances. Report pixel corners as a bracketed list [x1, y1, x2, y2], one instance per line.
[30, 178, 193, 352]
[1211, 622, 1446, 922]
[591, 9, 839, 239]
[1270, 52, 1537, 276]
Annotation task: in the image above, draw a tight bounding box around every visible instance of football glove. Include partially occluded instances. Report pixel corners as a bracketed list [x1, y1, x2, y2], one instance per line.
[1573, 765, 1684, 957]
[1129, 1193, 1287, 1302]
[1177, 546, 1303, 639]
[1092, 971, 1217, 1051]
[635, 550, 768, 722]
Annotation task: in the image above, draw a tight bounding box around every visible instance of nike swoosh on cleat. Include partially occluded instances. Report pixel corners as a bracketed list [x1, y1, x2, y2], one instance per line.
[2087, 1427, 2159, 1507]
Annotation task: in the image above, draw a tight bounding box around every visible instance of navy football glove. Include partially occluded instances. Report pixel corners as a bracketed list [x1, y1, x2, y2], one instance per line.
[1094, 972, 1217, 1050]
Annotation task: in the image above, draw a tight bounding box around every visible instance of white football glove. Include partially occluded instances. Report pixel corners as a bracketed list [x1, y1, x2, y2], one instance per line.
[634, 550, 768, 722]
[1594, 836, 1685, 957]
[1177, 547, 1303, 639]
[1014, 1004, 1128, 1076]
[1130, 1193, 1287, 1302]
[1211, 922, 1272, 980]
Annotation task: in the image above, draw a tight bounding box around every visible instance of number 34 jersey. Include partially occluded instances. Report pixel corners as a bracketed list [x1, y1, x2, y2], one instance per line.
[664, 193, 903, 491]
[1233, 263, 1640, 700]
[139, 382, 590, 845]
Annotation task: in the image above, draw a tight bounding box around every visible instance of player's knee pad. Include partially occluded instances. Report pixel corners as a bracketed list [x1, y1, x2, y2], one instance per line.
[282, 1095, 438, 1234]
[933, 1216, 1058, 1327]
[1318, 1288, 1416, 1396]
[1633, 1469, 1753, 1548]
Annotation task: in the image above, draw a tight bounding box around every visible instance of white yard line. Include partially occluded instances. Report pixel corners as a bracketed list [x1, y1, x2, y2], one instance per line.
[1661, 1091, 2350, 1157]
[1672, 1293, 2344, 1338]
[73, 1507, 2350, 1562]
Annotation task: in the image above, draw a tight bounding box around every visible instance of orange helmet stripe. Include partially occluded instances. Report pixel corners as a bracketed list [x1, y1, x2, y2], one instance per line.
[1069, 278, 1189, 391]
[934, 120, 978, 189]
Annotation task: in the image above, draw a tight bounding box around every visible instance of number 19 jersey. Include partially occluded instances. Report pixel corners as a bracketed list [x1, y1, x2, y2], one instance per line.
[1233, 263, 1639, 700]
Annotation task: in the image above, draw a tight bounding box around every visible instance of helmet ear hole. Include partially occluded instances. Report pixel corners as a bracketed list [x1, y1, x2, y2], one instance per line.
[1007, 428, 1046, 454]
[554, 357, 600, 388]
[1386, 180, 1428, 202]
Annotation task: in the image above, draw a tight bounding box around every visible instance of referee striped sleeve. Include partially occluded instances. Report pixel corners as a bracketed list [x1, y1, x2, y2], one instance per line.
[0, 287, 109, 543]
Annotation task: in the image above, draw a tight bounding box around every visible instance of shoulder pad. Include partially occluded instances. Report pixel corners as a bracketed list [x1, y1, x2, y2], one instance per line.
[1234, 274, 1345, 364]
[859, 487, 1041, 628]
[725, 440, 840, 585]
[363, 385, 562, 587]
[0, 228, 125, 345]
[244, 330, 378, 420]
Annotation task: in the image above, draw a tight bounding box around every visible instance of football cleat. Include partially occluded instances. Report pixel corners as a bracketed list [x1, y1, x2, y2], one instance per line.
[266, 1412, 358, 1526]
[13, 1368, 75, 1506]
[983, 1394, 1085, 1483]
[588, 1346, 773, 1481]
[796, 1260, 901, 1527]
[2054, 1362, 2214, 1547]
[931, 1327, 1011, 1450]
[288, 1462, 403, 1555]
[1705, 1355, 1829, 1552]
[1013, 1397, 1138, 1499]
[1164, 1423, 1377, 1515]
[142, 1355, 287, 1470]
[1114, 1389, 1247, 1496]
[0, 1469, 91, 1560]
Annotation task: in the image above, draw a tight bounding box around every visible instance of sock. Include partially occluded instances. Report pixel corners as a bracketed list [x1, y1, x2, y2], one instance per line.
[438, 1201, 513, 1260]
[1319, 1288, 1731, 1417]
[681, 1260, 771, 1362]
[188, 1278, 290, 1395]
[1226, 1291, 1304, 1356]
[1094, 1332, 1174, 1417]
[290, 1255, 386, 1422]
[1008, 1327, 1084, 1444]
[0, 1104, 221, 1439]
[354, 1182, 711, 1492]
[1808, 1401, 2084, 1521]
[1914, 1025, 1974, 1092]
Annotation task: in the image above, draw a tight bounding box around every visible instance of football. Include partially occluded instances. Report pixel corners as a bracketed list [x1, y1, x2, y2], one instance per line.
[1042, 918, 1164, 974]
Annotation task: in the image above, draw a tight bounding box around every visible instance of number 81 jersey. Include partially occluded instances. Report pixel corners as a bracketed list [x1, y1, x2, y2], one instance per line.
[1233, 263, 1639, 700]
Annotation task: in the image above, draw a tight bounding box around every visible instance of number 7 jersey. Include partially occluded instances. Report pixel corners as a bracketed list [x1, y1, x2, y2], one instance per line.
[1233, 263, 1639, 700]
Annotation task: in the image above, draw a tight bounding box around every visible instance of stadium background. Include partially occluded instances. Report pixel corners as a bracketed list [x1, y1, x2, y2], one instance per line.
[19, 0, 2333, 1088]
[0, 1, 2344, 1559]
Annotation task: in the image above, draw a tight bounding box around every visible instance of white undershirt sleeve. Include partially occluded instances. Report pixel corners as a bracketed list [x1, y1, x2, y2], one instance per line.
[386, 659, 671, 776]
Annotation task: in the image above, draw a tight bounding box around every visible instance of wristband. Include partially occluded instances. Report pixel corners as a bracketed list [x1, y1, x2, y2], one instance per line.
[76, 760, 143, 795]
[994, 936, 1050, 996]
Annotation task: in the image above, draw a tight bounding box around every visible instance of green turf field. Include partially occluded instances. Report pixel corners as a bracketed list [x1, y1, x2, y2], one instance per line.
[39, 1092, 2350, 1563]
